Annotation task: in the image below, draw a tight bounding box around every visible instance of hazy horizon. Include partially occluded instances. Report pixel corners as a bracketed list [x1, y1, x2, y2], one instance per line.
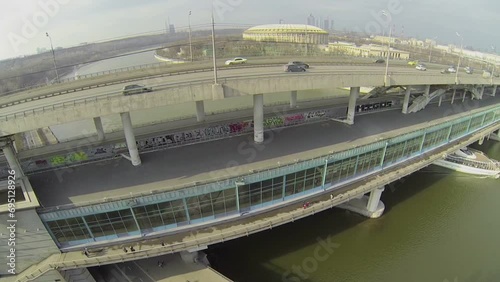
[1, 0, 499, 60]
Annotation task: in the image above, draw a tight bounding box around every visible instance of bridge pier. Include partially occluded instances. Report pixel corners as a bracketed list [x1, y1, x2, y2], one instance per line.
[451, 88, 456, 104]
[254, 94, 264, 143]
[0, 136, 25, 177]
[492, 85, 497, 97]
[93, 117, 105, 141]
[480, 85, 485, 99]
[195, 101, 206, 122]
[337, 187, 385, 218]
[120, 112, 141, 166]
[462, 90, 466, 102]
[438, 95, 443, 107]
[424, 85, 431, 98]
[402, 86, 411, 114]
[346, 86, 359, 124]
[290, 90, 297, 108]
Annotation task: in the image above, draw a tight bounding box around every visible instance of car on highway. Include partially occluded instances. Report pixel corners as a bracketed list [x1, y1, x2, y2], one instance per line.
[284, 64, 306, 72]
[464, 66, 473, 74]
[122, 84, 153, 95]
[440, 66, 457, 74]
[408, 60, 419, 66]
[288, 61, 310, 69]
[415, 64, 427, 71]
[225, 57, 247, 65]
[374, 59, 385, 63]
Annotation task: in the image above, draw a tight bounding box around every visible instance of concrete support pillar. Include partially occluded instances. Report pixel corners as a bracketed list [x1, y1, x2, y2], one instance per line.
[120, 112, 141, 166]
[93, 117, 105, 141]
[424, 84, 431, 98]
[438, 95, 443, 107]
[0, 138, 25, 178]
[462, 90, 466, 102]
[480, 85, 485, 99]
[290, 90, 297, 108]
[346, 87, 360, 124]
[451, 89, 456, 104]
[253, 94, 264, 144]
[195, 101, 205, 122]
[492, 85, 497, 97]
[402, 86, 411, 114]
[497, 129, 500, 139]
[367, 186, 385, 213]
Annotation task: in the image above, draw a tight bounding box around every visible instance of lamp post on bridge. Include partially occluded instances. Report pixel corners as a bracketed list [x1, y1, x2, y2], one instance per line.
[428, 36, 437, 63]
[188, 10, 193, 62]
[46, 32, 60, 83]
[210, 1, 218, 84]
[382, 10, 392, 87]
[455, 32, 463, 85]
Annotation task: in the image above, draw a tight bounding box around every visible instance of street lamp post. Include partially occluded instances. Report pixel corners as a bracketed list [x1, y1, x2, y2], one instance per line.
[46, 32, 60, 83]
[210, 3, 218, 84]
[455, 32, 463, 85]
[428, 36, 437, 63]
[188, 10, 193, 62]
[384, 24, 392, 86]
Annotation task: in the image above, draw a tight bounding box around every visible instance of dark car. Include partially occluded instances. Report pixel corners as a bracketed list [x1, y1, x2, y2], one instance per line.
[289, 61, 309, 69]
[122, 84, 153, 95]
[374, 59, 385, 63]
[284, 64, 306, 72]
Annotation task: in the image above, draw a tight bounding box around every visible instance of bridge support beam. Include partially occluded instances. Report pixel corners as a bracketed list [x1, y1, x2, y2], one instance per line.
[480, 85, 485, 99]
[438, 95, 443, 107]
[337, 186, 385, 218]
[290, 90, 297, 108]
[120, 112, 141, 166]
[346, 87, 359, 124]
[195, 101, 206, 122]
[402, 86, 411, 114]
[451, 89, 456, 104]
[93, 117, 105, 141]
[253, 94, 264, 144]
[0, 137, 25, 178]
[493, 85, 497, 97]
[462, 90, 466, 102]
[424, 85, 431, 98]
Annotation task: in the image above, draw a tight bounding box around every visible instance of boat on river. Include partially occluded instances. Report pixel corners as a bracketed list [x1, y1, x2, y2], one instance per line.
[433, 147, 500, 178]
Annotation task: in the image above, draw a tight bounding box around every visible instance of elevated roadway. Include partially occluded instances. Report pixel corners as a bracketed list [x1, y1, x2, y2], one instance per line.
[0, 64, 497, 137]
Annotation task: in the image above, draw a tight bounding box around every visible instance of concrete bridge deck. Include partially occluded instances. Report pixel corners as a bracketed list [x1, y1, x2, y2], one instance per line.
[29, 95, 499, 208]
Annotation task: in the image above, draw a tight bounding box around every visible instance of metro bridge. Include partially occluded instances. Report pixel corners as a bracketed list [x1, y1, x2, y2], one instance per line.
[0, 62, 499, 282]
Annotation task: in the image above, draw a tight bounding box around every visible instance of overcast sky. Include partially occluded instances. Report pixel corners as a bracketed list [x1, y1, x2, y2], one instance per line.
[1, 0, 499, 60]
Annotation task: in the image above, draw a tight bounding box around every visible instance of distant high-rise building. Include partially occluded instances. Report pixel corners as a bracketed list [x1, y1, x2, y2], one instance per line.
[169, 24, 176, 34]
[324, 19, 329, 30]
[307, 14, 315, 26]
[330, 19, 334, 30]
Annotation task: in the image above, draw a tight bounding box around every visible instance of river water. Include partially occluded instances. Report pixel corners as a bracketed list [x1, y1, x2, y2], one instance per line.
[205, 139, 500, 282]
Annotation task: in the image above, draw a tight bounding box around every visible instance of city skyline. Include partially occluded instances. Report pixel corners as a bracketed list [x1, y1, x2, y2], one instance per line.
[1, 0, 499, 60]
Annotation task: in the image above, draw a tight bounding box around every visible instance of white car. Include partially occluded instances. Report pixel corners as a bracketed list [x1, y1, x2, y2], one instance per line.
[225, 57, 247, 65]
[415, 64, 427, 71]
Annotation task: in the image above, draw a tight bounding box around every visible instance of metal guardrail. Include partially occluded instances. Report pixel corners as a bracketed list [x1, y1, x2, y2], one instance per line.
[0, 68, 437, 121]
